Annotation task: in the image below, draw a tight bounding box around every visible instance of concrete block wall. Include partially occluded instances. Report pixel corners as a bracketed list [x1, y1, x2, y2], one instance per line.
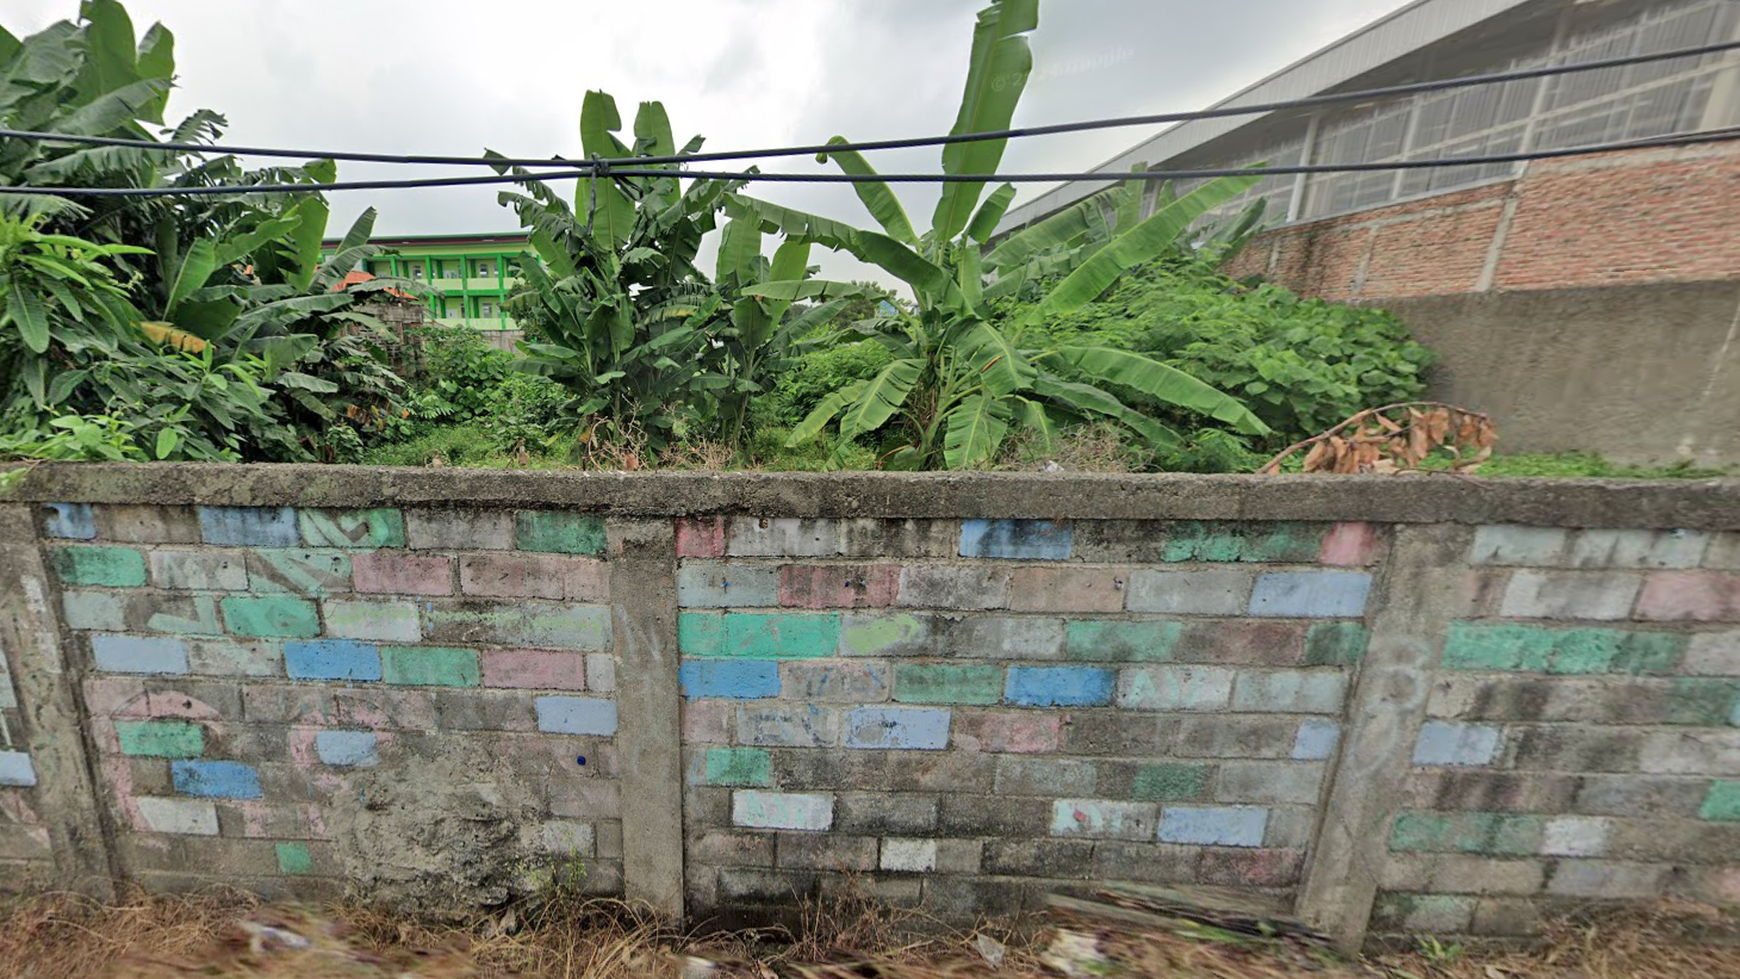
[3, 466, 1738, 948]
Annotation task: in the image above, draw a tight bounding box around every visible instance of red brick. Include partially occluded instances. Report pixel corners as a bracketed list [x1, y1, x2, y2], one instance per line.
[778, 564, 900, 608]
[1008, 567, 1126, 613]
[352, 553, 452, 595]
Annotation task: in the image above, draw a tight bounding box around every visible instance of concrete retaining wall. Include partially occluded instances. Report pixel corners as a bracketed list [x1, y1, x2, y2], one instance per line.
[2, 465, 1738, 947]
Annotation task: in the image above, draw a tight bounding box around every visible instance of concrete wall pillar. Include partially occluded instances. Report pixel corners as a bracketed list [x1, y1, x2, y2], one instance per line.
[1296, 523, 1476, 950]
[0, 505, 115, 895]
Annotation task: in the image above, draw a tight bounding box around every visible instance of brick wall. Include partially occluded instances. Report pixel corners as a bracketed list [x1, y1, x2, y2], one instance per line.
[1, 467, 1736, 947]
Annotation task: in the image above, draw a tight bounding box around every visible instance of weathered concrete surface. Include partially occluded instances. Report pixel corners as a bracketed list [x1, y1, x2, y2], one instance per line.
[1296, 524, 1476, 950]
[0, 505, 115, 895]
[8, 465, 1740, 529]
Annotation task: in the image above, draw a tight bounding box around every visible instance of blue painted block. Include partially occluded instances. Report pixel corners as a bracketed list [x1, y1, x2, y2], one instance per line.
[285, 640, 382, 682]
[843, 706, 951, 750]
[1292, 718, 1341, 761]
[315, 730, 379, 767]
[197, 506, 300, 547]
[1005, 666, 1115, 707]
[172, 759, 263, 799]
[1159, 805, 1268, 847]
[91, 635, 189, 675]
[536, 695, 618, 736]
[959, 519, 1073, 561]
[1248, 572, 1372, 618]
[1412, 720, 1502, 766]
[42, 503, 96, 540]
[0, 751, 38, 787]
[679, 660, 780, 699]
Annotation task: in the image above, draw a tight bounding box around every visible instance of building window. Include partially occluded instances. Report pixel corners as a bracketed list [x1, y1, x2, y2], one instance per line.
[475, 260, 496, 278]
[442, 261, 462, 280]
[478, 300, 497, 318]
[406, 263, 425, 281]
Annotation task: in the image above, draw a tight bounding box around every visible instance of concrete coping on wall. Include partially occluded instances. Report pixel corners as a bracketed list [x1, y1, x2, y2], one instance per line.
[6, 463, 1740, 529]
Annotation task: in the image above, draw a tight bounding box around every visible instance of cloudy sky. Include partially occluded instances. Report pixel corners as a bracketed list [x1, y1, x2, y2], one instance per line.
[11, 0, 1413, 283]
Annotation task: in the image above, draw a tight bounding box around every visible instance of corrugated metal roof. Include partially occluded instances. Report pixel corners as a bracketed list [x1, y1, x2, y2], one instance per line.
[1000, 0, 1539, 229]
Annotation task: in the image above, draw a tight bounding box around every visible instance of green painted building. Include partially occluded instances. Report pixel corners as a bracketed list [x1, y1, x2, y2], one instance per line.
[322, 232, 536, 333]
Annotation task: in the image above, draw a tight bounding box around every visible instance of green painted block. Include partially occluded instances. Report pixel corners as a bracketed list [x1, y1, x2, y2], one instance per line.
[115, 720, 204, 758]
[1162, 522, 1323, 563]
[1441, 623, 1684, 675]
[248, 548, 353, 597]
[687, 613, 841, 660]
[1666, 680, 1740, 726]
[381, 646, 480, 687]
[51, 546, 146, 587]
[297, 508, 405, 548]
[1701, 781, 1740, 821]
[1305, 622, 1370, 666]
[1132, 763, 1208, 802]
[516, 512, 606, 554]
[704, 748, 771, 787]
[895, 664, 1003, 705]
[221, 596, 320, 638]
[1389, 811, 1544, 855]
[1065, 620, 1181, 662]
[840, 613, 928, 657]
[275, 841, 314, 875]
[679, 612, 723, 656]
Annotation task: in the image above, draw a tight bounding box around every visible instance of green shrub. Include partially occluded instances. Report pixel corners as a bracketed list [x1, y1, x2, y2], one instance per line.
[767, 341, 892, 429]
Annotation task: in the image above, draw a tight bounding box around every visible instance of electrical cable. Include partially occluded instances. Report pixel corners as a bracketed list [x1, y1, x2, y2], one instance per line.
[3, 126, 1737, 198]
[0, 39, 1736, 172]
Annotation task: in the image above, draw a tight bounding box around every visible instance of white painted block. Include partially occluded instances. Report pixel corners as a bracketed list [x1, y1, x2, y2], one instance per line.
[732, 790, 833, 831]
[880, 838, 938, 872]
[135, 796, 219, 835]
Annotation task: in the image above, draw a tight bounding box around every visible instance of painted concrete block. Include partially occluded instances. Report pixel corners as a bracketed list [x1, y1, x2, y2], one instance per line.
[1158, 805, 1268, 847]
[1637, 572, 1740, 622]
[134, 796, 218, 835]
[1547, 861, 1669, 898]
[896, 566, 1013, 610]
[1231, 670, 1347, 713]
[679, 660, 780, 700]
[1500, 571, 1641, 621]
[515, 512, 607, 555]
[704, 747, 771, 787]
[221, 596, 320, 638]
[1637, 730, 1740, 775]
[535, 696, 618, 736]
[1162, 522, 1322, 563]
[880, 838, 937, 872]
[116, 720, 204, 758]
[1304, 622, 1370, 666]
[1441, 623, 1685, 675]
[171, 760, 263, 799]
[1570, 529, 1709, 570]
[481, 649, 586, 690]
[142, 594, 225, 636]
[1684, 631, 1740, 676]
[460, 552, 607, 602]
[1708, 533, 1740, 571]
[297, 508, 406, 549]
[778, 564, 901, 609]
[91, 635, 189, 675]
[838, 613, 934, 657]
[677, 563, 779, 608]
[1541, 816, 1609, 856]
[1010, 567, 1126, 613]
[959, 519, 1073, 560]
[61, 590, 127, 631]
[1413, 720, 1503, 766]
[246, 549, 353, 597]
[945, 615, 1065, 660]
[1389, 812, 1546, 855]
[1702, 781, 1740, 821]
[276, 842, 315, 874]
[1470, 525, 1569, 566]
[736, 704, 840, 747]
[1050, 799, 1157, 840]
[1319, 522, 1380, 566]
[684, 612, 841, 660]
[586, 653, 616, 694]
[198, 506, 300, 547]
[406, 510, 513, 550]
[92, 505, 201, 544]
[148, 549, 247, 591]
[951, 711, 1062, 754]
[995, 756, 1097, 796]
[895, 664, 1002, 705]
[1066, 620, 1181, 662]
[41, 502, 96, 539]
[779, 661, 891, 702]
[1130, 763, 1208, 802]
[315, 730, 379, 767]
[422, 604, 611, 651]
[1118, 665, 1233, 711]
[0, 750, 37, 787]
[353, 552, 452, 596]
[1248, 571, 1372, 618]
[732, 790, 833, 831]
[844, 706, 951, 750]
[1125, 570, 1251, 615]
[726, 517, 838, 557]
[51, 546, 147, 587]
[322, 600, 420, 642]
[1006, 666, 1115, 707]
[1292, 718, 1341, 761]
[381, 646, 480, 687]
[284, 639, 382, 682]
[1215, 761, 1325, 805]
[676, 516, 727, 558]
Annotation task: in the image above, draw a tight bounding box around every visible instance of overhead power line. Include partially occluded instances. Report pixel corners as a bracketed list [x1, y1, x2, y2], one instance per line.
[1, 38, 1737, 173]
[3, 127, 1737, 198]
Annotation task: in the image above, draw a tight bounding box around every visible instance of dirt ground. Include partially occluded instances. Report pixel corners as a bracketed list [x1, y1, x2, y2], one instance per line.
[1, 887, 1736, 979]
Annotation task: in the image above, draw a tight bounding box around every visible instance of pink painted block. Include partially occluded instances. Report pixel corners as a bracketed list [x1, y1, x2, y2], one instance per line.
[353, 552, 453, 595]
[1009, 567, 1125, 613]
[778, 564, 900, 608]
[460, 552, 564, 599]
[563, 560, 610, 603]
[1320, 522, 1381, 566]
[676, 517, 727, 559]
[142, 689, 228, 720]
[951, 711, 1061, 754]
[83, 676, 149, 718]
[1636, 571, 1740, 621]
[681, 700, 731, 744]
[481, 649, 586, 690]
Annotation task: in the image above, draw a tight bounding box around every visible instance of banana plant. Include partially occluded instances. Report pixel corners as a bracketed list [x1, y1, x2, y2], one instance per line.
[731, 0, 1270, 469]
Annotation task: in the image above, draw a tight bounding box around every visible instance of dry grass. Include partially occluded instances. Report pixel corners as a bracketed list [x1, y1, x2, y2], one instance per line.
[1, 888, 1735, 979]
